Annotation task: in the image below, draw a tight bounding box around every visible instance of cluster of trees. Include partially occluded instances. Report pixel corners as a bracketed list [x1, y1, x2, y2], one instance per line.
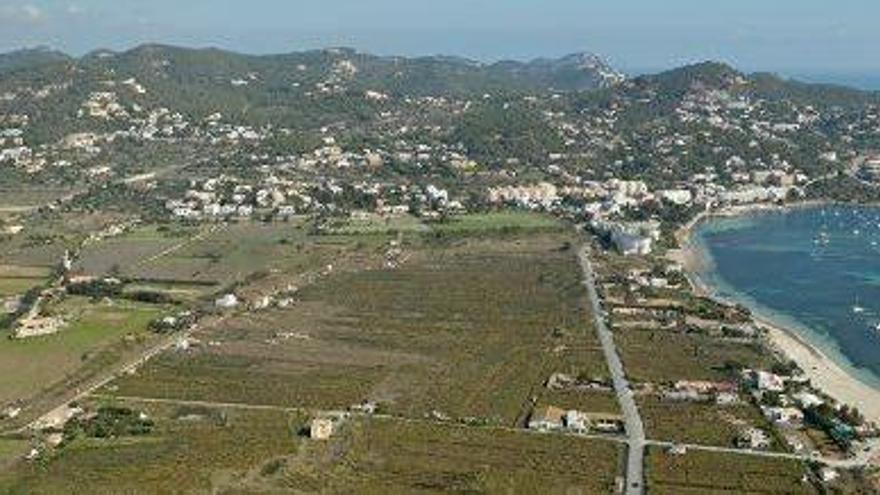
[62, 406, 154, 444]
[806, 175, 880, 203]
[450, 102, 563, 168]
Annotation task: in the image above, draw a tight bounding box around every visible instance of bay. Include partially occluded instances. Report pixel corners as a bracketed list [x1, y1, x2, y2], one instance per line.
[693, 204, 880, 386]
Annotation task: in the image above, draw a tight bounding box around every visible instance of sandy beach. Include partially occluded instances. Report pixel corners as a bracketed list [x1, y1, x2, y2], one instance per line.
[670, 204, 880, 424]
[759, 319, 880, 423]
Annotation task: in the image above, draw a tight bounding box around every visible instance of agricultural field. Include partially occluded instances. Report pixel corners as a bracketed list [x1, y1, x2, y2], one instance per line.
[0, 214, 627, 491]
[276, 417, 625, 493]
[322, 213, 428, 235]
[638, 396, 779, 449]
[0, 402, 309, 494]
[645, 446, 817, 494]
[105, 229, 609, 427]
[535, 389, 621, 416]
[0, 297, 168, 426]
[616, 328, 774, 383]
[429, 210, 563, 234]
[75, 224, 200, 277]
[0, 401, 624, 494]
[0, 269, 49, 299]
[0, 212, 126, 268]
[76, 220, 347, 291]
[0, 439, 29, 471]
[0, 189, 74, 213]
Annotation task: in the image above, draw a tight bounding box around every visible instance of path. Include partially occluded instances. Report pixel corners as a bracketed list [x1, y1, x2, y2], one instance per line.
[578, 245, 646, 494]
[96, 394, 631, 442]
[134, 223, 226, 268]
[646, 438, 880, 469]
[8, 314, 228, 435]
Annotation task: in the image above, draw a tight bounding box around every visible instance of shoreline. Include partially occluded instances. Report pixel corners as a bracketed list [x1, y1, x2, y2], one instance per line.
[669, 201, 880, 424]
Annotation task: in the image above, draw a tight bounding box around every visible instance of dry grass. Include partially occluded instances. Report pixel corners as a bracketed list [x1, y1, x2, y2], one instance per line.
[107, 232, 608, 428]
[638, 396, 780, 449]
[645, 446, 817, 494]
[617, 328, 774, 383]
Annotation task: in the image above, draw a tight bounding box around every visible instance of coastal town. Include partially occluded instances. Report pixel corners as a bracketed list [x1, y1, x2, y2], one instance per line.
[0, 44, 880, 492]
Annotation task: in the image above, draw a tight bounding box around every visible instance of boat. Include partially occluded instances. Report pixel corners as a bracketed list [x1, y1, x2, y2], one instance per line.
[853, 305, 866, 314]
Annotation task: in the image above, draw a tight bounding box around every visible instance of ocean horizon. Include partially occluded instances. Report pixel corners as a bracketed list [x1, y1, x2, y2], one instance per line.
[791, 73, 880, 92]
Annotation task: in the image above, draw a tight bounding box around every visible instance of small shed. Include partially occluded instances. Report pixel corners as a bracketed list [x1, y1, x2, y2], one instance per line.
[309, 417, 335, 440]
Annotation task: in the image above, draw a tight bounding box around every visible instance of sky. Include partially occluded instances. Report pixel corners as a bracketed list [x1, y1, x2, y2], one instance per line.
[0, 0, 878, 83]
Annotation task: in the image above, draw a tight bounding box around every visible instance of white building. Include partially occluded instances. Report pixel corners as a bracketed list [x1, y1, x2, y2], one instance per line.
[215, 294, 239, 309]
[659, 189, 693, 206]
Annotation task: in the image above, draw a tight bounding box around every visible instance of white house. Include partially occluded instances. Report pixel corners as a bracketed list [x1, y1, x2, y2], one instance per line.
[215, 294, 239, 309]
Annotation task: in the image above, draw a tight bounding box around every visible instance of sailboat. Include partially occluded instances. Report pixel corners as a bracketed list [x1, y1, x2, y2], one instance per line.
[853, 297, 867, 314]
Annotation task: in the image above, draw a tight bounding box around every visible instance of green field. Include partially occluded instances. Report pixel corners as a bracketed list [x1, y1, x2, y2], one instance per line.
[430, 211, 563, 234]
[0, 266, 49, 297]
[645, 446, 817, 494]
[0, 278, 42, 297]
[0, 439, 29, 470]
[0, 297, 166, 417]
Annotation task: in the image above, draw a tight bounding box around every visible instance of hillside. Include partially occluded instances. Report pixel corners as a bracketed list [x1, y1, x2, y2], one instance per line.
[0, 44, 879, 205]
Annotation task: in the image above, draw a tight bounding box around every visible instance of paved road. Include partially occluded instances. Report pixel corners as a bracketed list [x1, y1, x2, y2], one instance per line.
[578, 246, 646, 495]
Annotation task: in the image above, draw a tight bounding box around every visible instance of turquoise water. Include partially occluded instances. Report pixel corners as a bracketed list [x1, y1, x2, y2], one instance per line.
[694, 205, 880, 387]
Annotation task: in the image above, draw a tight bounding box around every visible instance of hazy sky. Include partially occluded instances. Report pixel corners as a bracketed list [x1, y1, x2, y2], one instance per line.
[0, 0, 876, 76]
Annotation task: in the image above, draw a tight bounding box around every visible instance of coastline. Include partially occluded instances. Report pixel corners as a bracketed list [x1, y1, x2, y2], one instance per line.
[669, 201, 880, 424]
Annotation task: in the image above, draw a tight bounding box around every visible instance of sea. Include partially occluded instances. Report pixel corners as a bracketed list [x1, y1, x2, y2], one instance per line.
[692, 204, 880, 388]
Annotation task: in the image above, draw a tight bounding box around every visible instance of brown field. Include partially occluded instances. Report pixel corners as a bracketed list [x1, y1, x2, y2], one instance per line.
[279, 417, 625, 494]
[0, 402, 307, 494]
[0, 212, 127, 268]
[536, 389, 621, 416]
[77, 221, 351, 290]
[645, 446, 817, 494]
[0, 401, 623, 494]
[105, 232, 608, 427]
[638, 396, 780, 449]
[0, 215, 626, 493]
[616, 328, 774, 383]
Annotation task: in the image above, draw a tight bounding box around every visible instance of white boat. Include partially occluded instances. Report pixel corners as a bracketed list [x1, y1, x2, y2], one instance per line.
[853, 306, 866, 314]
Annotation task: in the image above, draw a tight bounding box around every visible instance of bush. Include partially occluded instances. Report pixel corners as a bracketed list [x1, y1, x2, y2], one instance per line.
[63, 406, 154, 443]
